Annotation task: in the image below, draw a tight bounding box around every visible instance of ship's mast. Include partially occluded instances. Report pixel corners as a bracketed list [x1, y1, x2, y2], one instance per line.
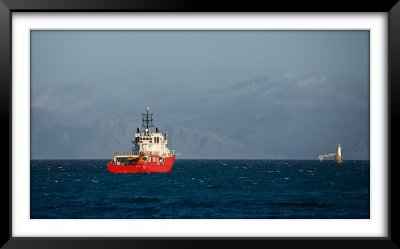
[142, 107, 153, 130]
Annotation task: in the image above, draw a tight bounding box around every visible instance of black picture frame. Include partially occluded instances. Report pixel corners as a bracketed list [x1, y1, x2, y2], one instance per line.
[1, 0, 399, 248]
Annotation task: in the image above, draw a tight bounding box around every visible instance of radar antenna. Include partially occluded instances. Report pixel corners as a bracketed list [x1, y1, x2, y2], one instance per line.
[142, 107, 153, 130]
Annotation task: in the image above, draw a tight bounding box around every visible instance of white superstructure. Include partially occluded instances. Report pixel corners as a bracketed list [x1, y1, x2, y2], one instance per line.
[133, 127, 172, 157]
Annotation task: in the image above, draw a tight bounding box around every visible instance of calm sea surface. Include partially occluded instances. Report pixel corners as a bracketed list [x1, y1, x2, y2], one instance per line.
[31, 159, 369, 219]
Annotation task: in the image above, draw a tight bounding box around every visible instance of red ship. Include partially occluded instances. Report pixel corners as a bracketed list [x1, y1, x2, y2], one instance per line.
[107, 107, 179, 173]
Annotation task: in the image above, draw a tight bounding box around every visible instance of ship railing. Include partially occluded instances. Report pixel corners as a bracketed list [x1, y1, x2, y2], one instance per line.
[171, 150, 181, 155]
[114, 150, 181, 157]
[114, 151, 168, 157]
[113, 151, 141, 156]
[143, 151, 161, 156]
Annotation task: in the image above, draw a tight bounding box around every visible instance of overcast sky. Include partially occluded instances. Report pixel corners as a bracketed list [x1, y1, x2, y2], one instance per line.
[31, 30, 370, 159]
[31, 30, 369, 88]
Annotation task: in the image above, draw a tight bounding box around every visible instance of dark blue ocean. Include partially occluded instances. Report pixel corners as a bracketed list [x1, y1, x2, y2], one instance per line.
[31, 159, 369, 219]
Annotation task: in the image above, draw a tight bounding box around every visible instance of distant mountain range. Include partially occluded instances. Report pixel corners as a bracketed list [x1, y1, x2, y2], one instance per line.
[31, 74, 370, 160]
[31, 107, 265, 159]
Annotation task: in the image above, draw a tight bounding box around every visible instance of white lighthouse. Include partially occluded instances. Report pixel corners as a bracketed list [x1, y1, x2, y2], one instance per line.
[336, 144, 343, 163]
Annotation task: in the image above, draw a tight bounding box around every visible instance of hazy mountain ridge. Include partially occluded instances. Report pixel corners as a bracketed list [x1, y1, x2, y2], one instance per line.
[31, 108, 90, 158]
[168, 126, 266, 159]
[31, 108, 259, 159]
[173, 74, 369, 159]
[31, 73, 370, 160]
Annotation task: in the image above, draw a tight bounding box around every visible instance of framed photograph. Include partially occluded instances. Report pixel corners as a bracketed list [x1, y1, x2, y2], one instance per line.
[2, 0, 398, 248]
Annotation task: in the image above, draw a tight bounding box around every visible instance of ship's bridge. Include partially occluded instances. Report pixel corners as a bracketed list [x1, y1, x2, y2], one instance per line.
[134, 129, 170, 156]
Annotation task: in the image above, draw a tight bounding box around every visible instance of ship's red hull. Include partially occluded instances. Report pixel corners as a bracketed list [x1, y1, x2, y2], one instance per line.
[107, 155, 175, 173]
